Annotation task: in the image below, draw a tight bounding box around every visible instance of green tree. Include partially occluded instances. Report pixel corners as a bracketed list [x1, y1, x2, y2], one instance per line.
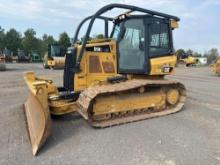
[186, 49, 193, 55]
[204, 48, 219, 64]
[58, 32, 70, 50]
[42, 34, 56, 45]
[80, 35, 91, 43]
[0, 26, 5, 52]
[175, 49, 185, 61]
[193, 51, 202, 57]
[93, 34, 104, 39]
[22, 28, 40, 55]
[40, 34, 57, 56]
[4, 28, 22, 55]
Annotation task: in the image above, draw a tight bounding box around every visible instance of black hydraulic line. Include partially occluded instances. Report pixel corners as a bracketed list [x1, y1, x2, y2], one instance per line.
[74, 3, 180, 70]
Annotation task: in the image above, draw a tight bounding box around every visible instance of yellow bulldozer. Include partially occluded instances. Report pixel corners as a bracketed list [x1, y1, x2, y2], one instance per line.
[23, 4, 186, 155]
[210, 57, 220, 75]
[179, 53, 199, 67]
[43, 44, 66, 69]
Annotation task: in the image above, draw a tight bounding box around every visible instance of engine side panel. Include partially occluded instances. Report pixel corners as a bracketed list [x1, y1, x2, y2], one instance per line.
[149, 55, 177, 75]
[74, 41, 118, 91]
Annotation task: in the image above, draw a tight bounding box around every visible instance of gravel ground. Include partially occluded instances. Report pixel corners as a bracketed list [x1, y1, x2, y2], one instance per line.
[0, 63, 220, 165]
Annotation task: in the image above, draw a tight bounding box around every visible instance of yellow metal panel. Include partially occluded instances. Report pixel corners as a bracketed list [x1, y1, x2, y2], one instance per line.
[74, 41, 118, 91]
[150, 55, 176, 75]
[49, 101, 78, 115]
[181, 56, 197, 65]
[210, 57, 220, 75]
[47, 60, 55, 66]
[74, 46, 87, 91]
[93, 90, 165, 115]
[47, 57, 65, 68]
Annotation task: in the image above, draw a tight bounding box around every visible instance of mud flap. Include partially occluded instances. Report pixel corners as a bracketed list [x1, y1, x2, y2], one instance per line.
[23, 72, 52, 155]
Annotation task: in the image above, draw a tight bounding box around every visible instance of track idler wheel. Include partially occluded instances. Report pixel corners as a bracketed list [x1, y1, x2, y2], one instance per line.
[166, 88, 180, 105]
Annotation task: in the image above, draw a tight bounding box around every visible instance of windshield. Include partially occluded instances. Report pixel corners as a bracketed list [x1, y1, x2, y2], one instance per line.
[149, 20, 171, 57]
[51, 46, 65, 57]
[111, 25, 120, 40]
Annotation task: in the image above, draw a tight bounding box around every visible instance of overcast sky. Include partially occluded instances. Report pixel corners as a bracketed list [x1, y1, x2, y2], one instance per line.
[0, 0, 219, 53]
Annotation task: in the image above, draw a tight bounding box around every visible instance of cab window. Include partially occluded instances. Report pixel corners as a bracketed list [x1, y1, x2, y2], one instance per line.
[112, 25, 120, 39]
[118, 19, 145, 72]
[149, 20, 170, 57]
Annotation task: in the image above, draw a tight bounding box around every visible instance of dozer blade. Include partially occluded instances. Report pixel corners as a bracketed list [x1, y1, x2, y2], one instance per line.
[23, 72, 51, 155]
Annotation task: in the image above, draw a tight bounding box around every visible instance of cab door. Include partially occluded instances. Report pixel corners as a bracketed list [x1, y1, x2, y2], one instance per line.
[117, 18, 147, 74]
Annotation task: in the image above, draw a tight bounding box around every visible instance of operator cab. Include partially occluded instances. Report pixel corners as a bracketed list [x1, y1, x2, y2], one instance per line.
[63, 4, 179, 91]
[111, 15, 174, 74]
